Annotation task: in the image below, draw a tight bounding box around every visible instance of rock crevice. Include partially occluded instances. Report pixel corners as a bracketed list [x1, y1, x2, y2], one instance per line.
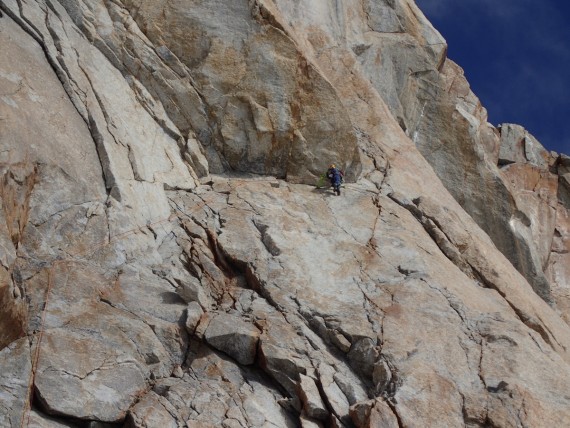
[2, 1, 570, 427]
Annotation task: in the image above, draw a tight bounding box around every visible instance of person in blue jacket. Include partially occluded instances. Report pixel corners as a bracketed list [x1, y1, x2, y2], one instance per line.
[327, 164, 344, 196]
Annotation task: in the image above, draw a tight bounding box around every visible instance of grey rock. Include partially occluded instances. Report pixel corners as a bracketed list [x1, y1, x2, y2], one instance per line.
[28, 410, 77, 427]
[318, 364, 351, 423]
[161, 342, 296, 426]
[350, 399, 399, 428]
[204, 313, 260, 365]
[126, 391, 179, 428]
[0, 338, 31, 428]
[348, 338, 379, 376]
[177, 275, 211, 309]
[333, 372, 368, 406]
[1, 1, 570, 427]
[259, 340, 307, 396]
[34, 328, 148, 422]
[184, 136, 210, 179]
[363, 0, 404, 33]
[499, 124, 531, 165]
[329, 330, 352, 353]
[297, 374, 329, 420]
[373, 359, 392, 394]
[185, 301, 204, 335]
[172, 365, 184, 378]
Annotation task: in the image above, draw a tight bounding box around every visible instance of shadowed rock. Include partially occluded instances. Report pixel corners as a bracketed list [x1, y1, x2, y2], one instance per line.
[204, 313, 260, 365]
[1, 0, 570, 427]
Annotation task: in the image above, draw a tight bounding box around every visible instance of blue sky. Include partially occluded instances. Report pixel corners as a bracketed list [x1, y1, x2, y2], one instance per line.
[415, 0, 570, 155]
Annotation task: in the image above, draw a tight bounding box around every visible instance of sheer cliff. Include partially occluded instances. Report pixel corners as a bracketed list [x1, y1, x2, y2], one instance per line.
[1, 1, 569, 427]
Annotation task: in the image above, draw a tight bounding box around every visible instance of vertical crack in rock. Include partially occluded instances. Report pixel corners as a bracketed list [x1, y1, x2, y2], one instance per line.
[1, 1, 90, 126]
[252, 219, 281, 257]
[3, 1, 43, 48]
[477, 342, 491, 425]
[168, 185, 376, 424]
[386, 398, 405, 428]
[86, 111, 118, 196]
[1, 4, 117, 197]
[2, 1, 570, 426]
[85, 0, 227, 173]
[387, 191, 564, 355]
[387, 192, 476, 280]
[470, 270, 562, 353]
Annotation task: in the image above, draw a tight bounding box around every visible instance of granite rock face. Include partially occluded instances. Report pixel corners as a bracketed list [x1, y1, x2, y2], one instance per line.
[345, 6, 566, 303]
[1, 0, 570, 427]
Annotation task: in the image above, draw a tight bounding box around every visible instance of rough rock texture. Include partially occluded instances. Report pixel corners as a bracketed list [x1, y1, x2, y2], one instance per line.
[1, 0, 570, 427]
[343, 6, 566, 303]
[0, 338, 32, 427]
[204, 312, 260, 365]
[297, 374, 329, 420]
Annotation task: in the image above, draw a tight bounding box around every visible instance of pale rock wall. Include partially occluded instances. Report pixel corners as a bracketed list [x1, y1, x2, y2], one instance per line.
[316, 1, 567, 304]
[551, 155, 570, 318]
[56, 0, 361, 183]
[258, 0, 561, 301]
[1, 1, 570, 427]
[497, 124, 570, 323]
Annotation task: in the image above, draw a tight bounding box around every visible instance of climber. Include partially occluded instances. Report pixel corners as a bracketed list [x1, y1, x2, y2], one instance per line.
[326, 164, 344, 196]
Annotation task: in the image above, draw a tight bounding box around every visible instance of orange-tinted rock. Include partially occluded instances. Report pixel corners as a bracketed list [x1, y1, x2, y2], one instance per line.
[1, 1, 570, 427]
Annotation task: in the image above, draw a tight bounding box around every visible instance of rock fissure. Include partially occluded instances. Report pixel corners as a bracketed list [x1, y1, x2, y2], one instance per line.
[527, 331, 551, 357]
[388, 192, 489, 285]
[355, 280, 386, 333]
[467, 262, 562, 352]
[385, 398, 404, 428]
[29, 201, 95, 228]
[2, 1, 570, 426]
[99, 297, 163, 344]
[5, 1, 94, 133]
[234, 191, 263, 216]
[422, 278, 466, 323]
[7, 1, 45, 47]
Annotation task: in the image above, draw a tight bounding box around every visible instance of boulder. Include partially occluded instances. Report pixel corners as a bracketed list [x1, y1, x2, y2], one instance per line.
[258, 339, 308, 396]
[34, 328, 148, 422]
[126, 391, 179, 428]
[204, 313, 260, 365]
[297, 374, 329, 420]
[177, 275, 211, 309]
[348, 338, 379, 377]
[185, 302, 204, 335]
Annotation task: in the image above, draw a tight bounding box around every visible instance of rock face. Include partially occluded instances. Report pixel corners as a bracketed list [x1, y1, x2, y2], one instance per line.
[1, 1, 570, 427]
[204, 312, 260, 365]
[350, 10, 565, 304]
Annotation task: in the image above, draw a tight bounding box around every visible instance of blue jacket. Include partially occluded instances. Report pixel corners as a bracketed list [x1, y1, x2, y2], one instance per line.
[327, 167, 343, 185]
